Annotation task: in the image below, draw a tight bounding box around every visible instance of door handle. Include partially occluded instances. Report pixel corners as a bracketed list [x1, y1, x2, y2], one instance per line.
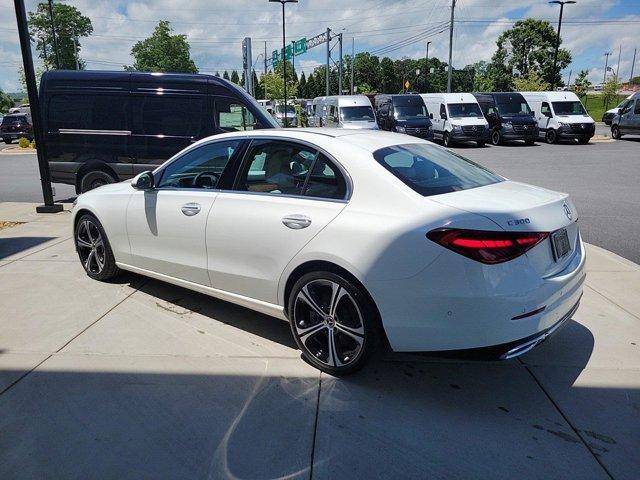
[282, 214, 312, 229]
[181, 202, 201, 216]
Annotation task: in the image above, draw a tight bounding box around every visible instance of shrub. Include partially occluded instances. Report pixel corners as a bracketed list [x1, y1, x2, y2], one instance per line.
[30, 139, 36, 149]
[18, 137, 30, 148]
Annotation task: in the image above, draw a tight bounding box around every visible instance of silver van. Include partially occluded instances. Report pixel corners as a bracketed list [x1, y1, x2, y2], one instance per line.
[611, 92, 640, 139]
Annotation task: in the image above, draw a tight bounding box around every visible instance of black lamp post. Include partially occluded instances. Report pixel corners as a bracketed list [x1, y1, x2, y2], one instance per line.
[269, 0, 298, 127]
[549, 0, 575, 90]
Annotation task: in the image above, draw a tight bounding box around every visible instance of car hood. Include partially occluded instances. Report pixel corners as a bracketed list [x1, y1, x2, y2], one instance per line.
[556, 114, 595, 124]
[449, 117, 488, 127]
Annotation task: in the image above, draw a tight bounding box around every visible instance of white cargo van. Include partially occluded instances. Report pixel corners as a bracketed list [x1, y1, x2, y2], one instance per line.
[313, 95, 378, 129]
[521, 91, 595, 144]
[421, 93, 489, 147]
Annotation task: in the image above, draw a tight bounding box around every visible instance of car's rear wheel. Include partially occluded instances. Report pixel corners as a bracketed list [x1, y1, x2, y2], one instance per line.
[545, 129, 558, 144]
[525, 139, 535, 146]
[80, 170, 116, 193]
[578, 137, 590, 144]
[75, 214, 119, 281]
[288, 271, 381, 375]
[443, 132, 451, 147]
[490, 130, 501, 145]
[476, 140, 485, 147]
[611, 125, 622, 139]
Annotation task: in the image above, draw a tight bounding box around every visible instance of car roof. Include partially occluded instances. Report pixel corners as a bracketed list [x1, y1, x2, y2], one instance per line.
[421, 92, 479, 103]
[520, 91, 580, 101]
[193, 128, 425, 154]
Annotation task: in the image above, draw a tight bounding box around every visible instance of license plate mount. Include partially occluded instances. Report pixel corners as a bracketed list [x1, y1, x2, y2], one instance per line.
[551, 228, 571, 261]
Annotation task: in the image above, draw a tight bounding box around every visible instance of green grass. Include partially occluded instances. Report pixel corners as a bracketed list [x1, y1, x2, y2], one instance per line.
[581, 94, 627, 121]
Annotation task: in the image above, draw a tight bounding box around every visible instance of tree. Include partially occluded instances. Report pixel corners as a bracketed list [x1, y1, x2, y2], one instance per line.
[602, 78, 621, 110]
[573, 70, 591, 98]
[493, 19, 571, 87]
[379, 57, 395, 93]
[353, 52, 380, 91]
[18, 65, 46, 93]
[262, 71, 297, 100]
[230, 70, 240, 84]
[28, 2, 93, 69]
[125, 21, 197, 73]
[0, 89, 13, 114]
[473, 52, 514, 92]
[298, 72, 307, 98]
[630, 76, 640, 85]
[222, 70, 230, 80]
[513, 70, 550, 91]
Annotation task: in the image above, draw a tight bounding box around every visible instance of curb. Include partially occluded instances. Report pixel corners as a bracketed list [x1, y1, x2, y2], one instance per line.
[0, 147, 37, 155]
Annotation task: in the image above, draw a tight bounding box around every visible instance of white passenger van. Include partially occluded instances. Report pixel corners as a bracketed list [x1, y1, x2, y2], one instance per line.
[312, 95, 378, 129]
[421, 93, 489, 147]
[521, 91, 595, 144]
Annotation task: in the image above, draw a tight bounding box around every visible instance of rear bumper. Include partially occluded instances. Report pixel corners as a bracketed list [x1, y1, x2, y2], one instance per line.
[1, 131, 32, 139]
[368, 233, 587, 353]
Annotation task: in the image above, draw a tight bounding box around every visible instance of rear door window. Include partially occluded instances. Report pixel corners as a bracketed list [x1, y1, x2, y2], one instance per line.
[216, 98, 263, 132]
[635, 100, 640, 114]
[132, 95, 206, 137]
[373, 143, 502, 196]
[48, 94, 128, 131]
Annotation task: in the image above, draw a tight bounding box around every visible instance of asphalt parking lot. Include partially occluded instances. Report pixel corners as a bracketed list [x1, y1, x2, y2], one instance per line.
[1, 132, 638, 262]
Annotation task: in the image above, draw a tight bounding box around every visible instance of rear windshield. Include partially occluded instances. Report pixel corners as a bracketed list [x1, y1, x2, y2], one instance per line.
[552, 101, 586, 115]
[448, 103, 483, 118]
[373, 143, 502, 196]
[340, 106, 375, 121]
[2, 115, 27, 125]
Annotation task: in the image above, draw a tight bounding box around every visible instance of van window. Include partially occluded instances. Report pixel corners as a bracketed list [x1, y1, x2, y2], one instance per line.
[216, 99, 260, 131]
[496, 100, 531, 116]
[634, 100, 640, 114]
[541, 102, 552, 117]
[447, 103, 483, 118]
[303, 154, 347, 200]
[134, 95, 205, 137]
[340, 106, 375, 121]
[48, 94, 129, 131]
[439, 104, 446, 118]
[551, 101, 586, 115]
[373, 143, 502, 197]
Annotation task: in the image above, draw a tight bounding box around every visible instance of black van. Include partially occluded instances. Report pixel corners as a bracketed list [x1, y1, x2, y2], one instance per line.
[40, 70, 278, 193]
[472, 92, 538, 146]
[374, 94, 433, 140]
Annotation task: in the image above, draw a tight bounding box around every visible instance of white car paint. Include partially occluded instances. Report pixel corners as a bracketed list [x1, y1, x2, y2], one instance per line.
[73, 128, 586, 355]
[421, 93, 489, 144]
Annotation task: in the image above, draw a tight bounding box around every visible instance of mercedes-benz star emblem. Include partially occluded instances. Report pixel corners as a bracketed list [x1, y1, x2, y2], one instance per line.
[563, 203, 572, 220]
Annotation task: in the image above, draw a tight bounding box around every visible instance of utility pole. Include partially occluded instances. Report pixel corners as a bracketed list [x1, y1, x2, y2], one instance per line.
[47, 0, 60, 69]
[350, 37, 354, 95]
[291, 40, 295, 84]
[566, 69, 572, 88]
[264, 41, 267, 75]
[446, 0, 456, 93]
[326, 28, 331, 96]
[40, 36, 49, 70]
[603, 52, 611, 84]
[338, 33, 343, 96]
[425, 41, 431, 92]
[14, 0, 62, 213]
[616, 44, 622, 81]
[549, 1, 575, 90]
[630, 48, 637, 83]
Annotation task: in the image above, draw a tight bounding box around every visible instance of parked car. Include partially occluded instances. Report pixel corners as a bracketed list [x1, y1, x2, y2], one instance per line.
[602, 95, 633, 125]
[0, 113, 33, 144]
[611, 92, 640, 139]
[72, 129, 585, 375]
[272, 101, 298, 127]
[522, 91, 595, 144]
[473, 92, 538, 145]
[375, 94, 433, 139]
[313, 95, 378, 130]
[8, 103, 30, 115]
[421, 93, 490, 147]
[40, 70, 277, 193]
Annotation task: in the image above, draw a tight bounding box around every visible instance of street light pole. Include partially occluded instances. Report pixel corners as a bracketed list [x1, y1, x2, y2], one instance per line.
[269, 0, 298, 128]
[47, 0, 60, 69]
[14, 0, 62, 213]
[549, 1, 575, 90]
[446, 0, 456, 93]
[603, 52, 611, 84]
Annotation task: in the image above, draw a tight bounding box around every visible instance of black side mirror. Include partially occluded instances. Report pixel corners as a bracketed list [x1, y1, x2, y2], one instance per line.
[617, 108, 622, 114]
[132, 170, 154, 190]
[440, 112, 447, 120]
[429, 113, 434, 119]
[531, 111, 536, 117]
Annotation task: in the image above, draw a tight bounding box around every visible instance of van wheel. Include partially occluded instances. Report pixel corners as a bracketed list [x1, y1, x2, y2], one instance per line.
[288, 271, 382, 375]
[3, 138, 11, 144]
[490, 130, 502, 145]
[476, 141, 486, 147]
[443, 132, 451, 147]
[578, 137, 590, 144]
[80, 170, 116, 193]
[545, 129, 558, 144]
[611, 125, 622, 139]
[525, 139, 535, 146]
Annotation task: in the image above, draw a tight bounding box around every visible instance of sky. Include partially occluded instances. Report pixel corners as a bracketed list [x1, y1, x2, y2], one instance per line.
[0, 0, 639, 92]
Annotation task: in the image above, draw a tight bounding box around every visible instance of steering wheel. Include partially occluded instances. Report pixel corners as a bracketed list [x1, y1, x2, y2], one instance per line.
[192, 171, 219, 189]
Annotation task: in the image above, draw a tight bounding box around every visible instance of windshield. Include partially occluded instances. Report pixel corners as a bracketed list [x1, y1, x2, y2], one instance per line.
[447, 103, 483, 118]
[373, 143, 502, 197]
[394, 104, 428, 120]
[496, 101, 531, 116]
[275, 105, 296, 115]
[340, 106, 375, 121]
[552, 101, 587, 115]
[2, 116, 27, 125]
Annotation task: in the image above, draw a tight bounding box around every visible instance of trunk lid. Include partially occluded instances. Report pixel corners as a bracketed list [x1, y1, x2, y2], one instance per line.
[429, 180, 580, 276]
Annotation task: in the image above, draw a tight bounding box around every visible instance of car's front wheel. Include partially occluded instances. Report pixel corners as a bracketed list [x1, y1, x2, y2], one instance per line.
[490, 130, 502, 145]
[611, 125, 622, 139]
[288, 271, 381, 375]
[75, 214, 119, 281]
[545, 129, 558, 144]
[3, 138, 11, 144]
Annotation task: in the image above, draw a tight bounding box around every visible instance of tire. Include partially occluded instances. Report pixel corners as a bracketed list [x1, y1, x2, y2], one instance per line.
[490, 130, 502, 146]
[74, 214, 119, 281]
[288, 271, 382, 375]
[578, 137, 590, 144]
[545, 129, 558, 144]
[3, 138, 11, 144]
[611, 125, 622, 139]
[476, 141, 486, 147]
[525, 139, 535, 146]
[80, 170, 116, 193]
[443, 132, 451, 147]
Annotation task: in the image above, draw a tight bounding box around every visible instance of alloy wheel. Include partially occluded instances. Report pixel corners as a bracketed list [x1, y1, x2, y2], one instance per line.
[491, 130, 501, 145]
[76, 219, 106, 274]
[293, 279, 365, 368]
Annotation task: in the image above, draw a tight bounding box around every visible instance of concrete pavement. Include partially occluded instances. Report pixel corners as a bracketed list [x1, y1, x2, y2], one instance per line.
[0, 203, 638, 479]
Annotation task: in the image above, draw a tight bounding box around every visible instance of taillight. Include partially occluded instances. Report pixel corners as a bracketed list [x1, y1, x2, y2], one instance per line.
[427, 228, 549, 264]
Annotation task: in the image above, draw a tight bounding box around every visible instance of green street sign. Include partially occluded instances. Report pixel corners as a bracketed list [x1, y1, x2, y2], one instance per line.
[272, 38, 306, 65]
[294, 38, 307, 55]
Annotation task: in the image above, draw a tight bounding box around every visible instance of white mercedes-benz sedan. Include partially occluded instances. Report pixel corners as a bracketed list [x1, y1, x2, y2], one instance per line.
[72, 128, 586, 374]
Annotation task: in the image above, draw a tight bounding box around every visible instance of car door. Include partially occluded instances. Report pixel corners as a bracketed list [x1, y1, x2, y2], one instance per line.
[206, 138, 349, 304]
[539, 102, 553, 134]
[126, 139, 243, 285]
